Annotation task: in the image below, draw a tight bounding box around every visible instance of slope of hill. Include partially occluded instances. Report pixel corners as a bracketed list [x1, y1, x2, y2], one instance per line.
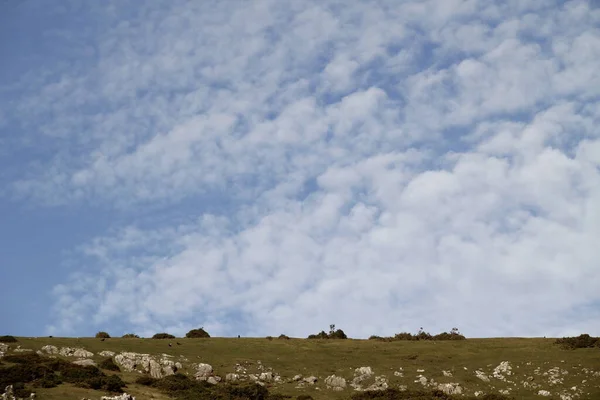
[1, 336, 599, 400]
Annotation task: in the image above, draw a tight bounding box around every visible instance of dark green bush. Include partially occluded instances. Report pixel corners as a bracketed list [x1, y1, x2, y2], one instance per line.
[95, 331, 111, 339]
[307, 330, 329, 339]
[137, 373, 272, 400]
[152, 333, 176, 339]
[186, 328, 210, 338]
[103, 374, 126, 393]
[278, 334, 290, 340]
[0, 352, 126, 394]
[122, 333, 140, 338]
[135, 375, 158, 386]
[0, 335, 17, 343]
[307, 327, 347, 339]
[153, 373, 195, 392]
[266, 336, 274, 340]
[555, 334, 600, 349]
[99, 357, 120, 372]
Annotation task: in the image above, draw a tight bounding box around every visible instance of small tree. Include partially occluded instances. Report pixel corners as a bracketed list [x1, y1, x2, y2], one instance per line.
[95, 331, 110, 339]
[185, 327, 210, 338]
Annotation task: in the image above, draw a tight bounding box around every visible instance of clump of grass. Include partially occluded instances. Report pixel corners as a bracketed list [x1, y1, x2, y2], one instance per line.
[555, 334, 600, 349]
[0, 335, 17, 343]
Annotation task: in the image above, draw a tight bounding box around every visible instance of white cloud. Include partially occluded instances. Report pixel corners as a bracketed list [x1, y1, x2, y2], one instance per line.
[6, 0, 600, 338]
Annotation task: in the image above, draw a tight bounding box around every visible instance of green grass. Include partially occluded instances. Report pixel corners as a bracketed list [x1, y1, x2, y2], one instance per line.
[1, 336, 599, 399]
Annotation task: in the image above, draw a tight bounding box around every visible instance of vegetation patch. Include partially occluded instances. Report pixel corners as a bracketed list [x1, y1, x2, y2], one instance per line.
[152, 332, 176, 339]
[95, 331, 111, 339]
[136, 373, 275, 400]
[99, 357, 120, 372]
[307, 324, 348, 339]
[186, 328, 211, 338]
[369, 328, 466, 342]
[122, 333, 140, 338]
[554, 333, 600, 349]
[0, 353, 125, 395]
[0, 335, 18, 343]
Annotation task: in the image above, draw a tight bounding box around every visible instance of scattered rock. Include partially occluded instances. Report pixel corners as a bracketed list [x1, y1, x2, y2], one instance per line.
[207, 376, 221, 385]
[195, 363, 214, 381]
[13, 346, 33, 353]
[99, 351, 116, 357]
[442, 370, 453, 377]
[304, 376, 318, 385]
[259, 371, 273, 381]
[72, 359, 97, 367]
[437, 383, 462, 395]
[492, 361, 512, 381]
[100, 394, 135, 400]
[393, 371, 403, 377]
[292, 374, 303, 381]
[325, 375, 347, 391]
[475, 370, 490, 382]
[0, 344, 8, 358]
[41, 345, 59, 354]
[226, 373, 240, 382]
[538, 390, 551, 397]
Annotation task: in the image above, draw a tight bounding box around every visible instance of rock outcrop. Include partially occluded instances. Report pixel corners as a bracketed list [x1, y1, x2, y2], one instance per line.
[1, 385, 35, 400]
[194, 363, 214, 381]
[437, 382, 462, 395]
[325, 375, 347, 391]
[0, 344, 8, 358]
[72, 359, 97, 367]
[100, 394, 135, 400]
[40, 345, 93, 358]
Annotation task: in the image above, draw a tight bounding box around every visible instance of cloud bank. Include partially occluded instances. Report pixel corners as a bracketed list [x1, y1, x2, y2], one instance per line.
[4, 0, 600, 338]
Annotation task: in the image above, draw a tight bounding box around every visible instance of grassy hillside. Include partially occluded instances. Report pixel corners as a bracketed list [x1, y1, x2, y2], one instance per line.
[1, 336, 599, 399]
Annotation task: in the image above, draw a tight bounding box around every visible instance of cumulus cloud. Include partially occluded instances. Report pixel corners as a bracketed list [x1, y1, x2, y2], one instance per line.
[5, 0, 600, 338]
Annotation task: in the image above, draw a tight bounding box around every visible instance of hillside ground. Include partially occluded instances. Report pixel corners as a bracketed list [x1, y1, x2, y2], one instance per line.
[2, 336, 599, 399]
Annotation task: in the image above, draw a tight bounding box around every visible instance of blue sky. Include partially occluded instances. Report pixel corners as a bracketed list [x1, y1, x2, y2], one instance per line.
[1, 0, 600, 339]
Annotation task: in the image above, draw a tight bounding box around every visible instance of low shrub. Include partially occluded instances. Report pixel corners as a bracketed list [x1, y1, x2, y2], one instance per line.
[95, 331, 111, 339]
[122, 333, 140, 338]
[135, 375, 158, 386]
[99, 357, 120, 372]
[186, 328, 210, 338]
[0, 335, 17, 343]
[372, 328, 466, 342]
[278, 334, 290, 340]
[555, 334, 600, 349]
[0, 352, 125, 394]
[266, 336, 274, 341]
[137, 373, 272, 400]
[152, 333, 176, 339]
[103, 374, 126, 393]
